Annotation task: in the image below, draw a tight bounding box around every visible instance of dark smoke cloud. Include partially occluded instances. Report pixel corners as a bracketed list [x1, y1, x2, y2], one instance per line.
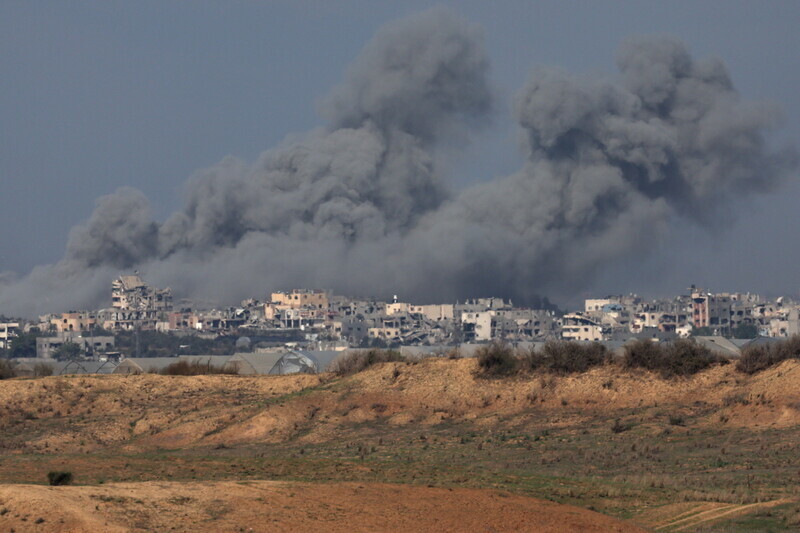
[66, 187, 159, 269]
[402, 35, 795, 302]
[0, 14, 794, 317]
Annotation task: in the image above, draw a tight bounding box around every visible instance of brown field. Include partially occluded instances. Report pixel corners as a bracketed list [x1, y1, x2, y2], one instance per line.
[2, 357, 800, 531]
[0, 481, 644, 532]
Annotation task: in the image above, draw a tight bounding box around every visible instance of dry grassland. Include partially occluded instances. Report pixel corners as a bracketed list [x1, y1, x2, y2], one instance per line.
[2, 357, 800, 531]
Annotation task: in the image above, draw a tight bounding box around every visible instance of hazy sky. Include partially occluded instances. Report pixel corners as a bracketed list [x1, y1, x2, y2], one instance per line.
[2, 1, 800, 307]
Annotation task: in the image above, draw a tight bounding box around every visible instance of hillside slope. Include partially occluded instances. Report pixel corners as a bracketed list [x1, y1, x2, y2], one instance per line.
[2, 357, 800, 531]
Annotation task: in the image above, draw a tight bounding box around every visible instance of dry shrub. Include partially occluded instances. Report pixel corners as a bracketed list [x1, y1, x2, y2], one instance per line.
[624, 338, 727, 378]
[445, 347, 462, 359]
[34, 362, 54, 377]
[160, 360, 238, 376]
[476, 343, 518, 376]
[0, 360, 16, 379]
[737, 336, 800, 374]
[522, 341, 609, 374]
[47, 471, 73, 486]
[0, 359, 16, 380]
[329, 349, 405, 376]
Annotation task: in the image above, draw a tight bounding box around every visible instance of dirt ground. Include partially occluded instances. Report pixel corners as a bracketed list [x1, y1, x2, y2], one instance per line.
[2, 357, 800, 531]
[2, 357, 799, 456]
[0, 480, 645, 532]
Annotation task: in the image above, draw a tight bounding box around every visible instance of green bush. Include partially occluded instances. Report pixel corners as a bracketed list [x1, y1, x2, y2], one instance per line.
[160, 360, 238, 376]
[33, 362, 54, 377]
[0, 360, 16, 380]
[47, 471, 73, 486]
[737, 336, 800, 374]
[663, 338, 728, 377]
[329, 349, 406, 376]
[668, 414, 685, 426]
[113, 330, 241, 358]
[476, 343, 518, 376]
[624, 338, 727, 378]
[522, 341, 609, 374]
[611, 419, 632, 433]
[731, 324, 759, 339]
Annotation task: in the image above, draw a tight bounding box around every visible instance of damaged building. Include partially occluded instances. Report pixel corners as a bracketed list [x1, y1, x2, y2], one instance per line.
[106, 274, 173, 330]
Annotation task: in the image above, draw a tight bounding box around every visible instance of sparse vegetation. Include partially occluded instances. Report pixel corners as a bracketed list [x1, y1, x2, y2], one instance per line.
[329, 349, 405, 376]
[0, 359, 16, 380]
[522, 341, 609, 374]
[2, 350, 800, 531]
[159, 360, 238, 376]
[113, 330, 241, 358]
[730, 324, 759, 339]
[47, 471, 73, 486]
[737, 335, 800, 374]
[668, 414, 685, 426]
[33, 362, 54, 377]
[8, 330, 38, 358]
[611, 418, 633, 433]
[476, 343, 518, 376]
[52, 341, 83, 361]
[623, 338, 728, 378]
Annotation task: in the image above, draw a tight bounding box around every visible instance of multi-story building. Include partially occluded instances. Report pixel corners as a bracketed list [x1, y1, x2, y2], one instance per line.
[50, 311, 97, 333]
[36, 331, 115, 359]
[461, 311, 494, 342]
[112, 274, 172, 312]
[691, 290, 732, 331]
[271, 289, 329, 310]
[561, 313, 604, 342]
[106, 274, 173, 330]
[0, 322, 19, 350]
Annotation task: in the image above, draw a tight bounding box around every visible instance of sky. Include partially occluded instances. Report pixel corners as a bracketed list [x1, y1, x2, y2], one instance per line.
[2, 1, 800, 311]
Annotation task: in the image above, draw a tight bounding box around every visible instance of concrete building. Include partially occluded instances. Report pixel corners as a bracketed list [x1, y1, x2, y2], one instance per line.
[36, 331, 115, 359]
[168, 311, 200, 330]
[561, 313, 604, 342]
[112, 274, 172, 312]
[108, 274, 173, 330]
[0, 322, 19, 350]
[585, 298, 620, 313]
[691, 290, 732, 331]
[50, 312, 97, 333]
[461, 311, 494, 342]
[271, 289, 329, 310]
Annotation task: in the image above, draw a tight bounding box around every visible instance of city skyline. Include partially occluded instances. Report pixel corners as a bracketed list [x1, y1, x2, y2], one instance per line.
[2, 2, 799, 316]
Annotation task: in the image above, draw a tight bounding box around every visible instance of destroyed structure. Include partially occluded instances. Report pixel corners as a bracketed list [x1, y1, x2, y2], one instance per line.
[4, 275, 800, 376]
[107, 274, 173, 330]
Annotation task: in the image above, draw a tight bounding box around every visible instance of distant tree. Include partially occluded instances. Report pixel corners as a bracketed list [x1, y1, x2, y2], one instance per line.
[81, 326, 114, 337]
[357, 336, 371, 348]
[9, 331, 38, 358]
[53, 342, 83, 361]
[370, 337, 389, 349]
[691, 326, 716, 337]
[731, 324, 758, 339]
[33, 362, 54, 377]
[0, 359, 16, 379]
[112, 330, 238, 357]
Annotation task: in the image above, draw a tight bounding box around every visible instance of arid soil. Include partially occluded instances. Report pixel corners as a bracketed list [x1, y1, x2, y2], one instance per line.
[1, 358, 799, 455]
[0, 481, 645, 532]
[2, 357, 800, 531]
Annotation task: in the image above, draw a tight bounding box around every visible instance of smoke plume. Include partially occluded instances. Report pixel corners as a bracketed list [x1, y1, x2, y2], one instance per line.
[0, 11, 795, 317]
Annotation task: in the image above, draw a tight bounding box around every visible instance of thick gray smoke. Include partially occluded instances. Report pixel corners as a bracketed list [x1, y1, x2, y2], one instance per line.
[0, 12, 795, 317]
[402, 35, 796, 301]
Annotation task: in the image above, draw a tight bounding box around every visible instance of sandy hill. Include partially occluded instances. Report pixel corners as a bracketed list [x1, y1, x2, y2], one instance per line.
[1, 357, 800, 531]
[0, 357, 798, 455]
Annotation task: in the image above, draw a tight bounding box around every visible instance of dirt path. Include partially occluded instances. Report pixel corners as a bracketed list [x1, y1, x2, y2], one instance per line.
[0, 480, 645, 532]
[647, 499, 791, 531]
